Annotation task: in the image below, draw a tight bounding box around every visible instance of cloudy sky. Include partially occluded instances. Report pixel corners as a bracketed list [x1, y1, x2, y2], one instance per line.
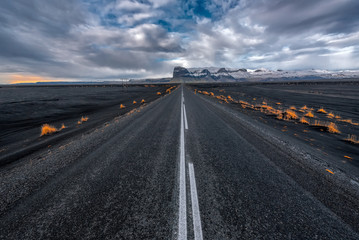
[1, 0, 359, 83]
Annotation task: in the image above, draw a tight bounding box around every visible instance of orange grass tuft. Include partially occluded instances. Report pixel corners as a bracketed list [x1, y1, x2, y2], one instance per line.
[305, 111, 314, 118]
[282, 109, 298, 120]
[120, 104, 125, 109]
[259, 105, 282, 116]
[239, 100, 252, 109]
[41, 124, 57, 136]
[289, 106, 296, 110]
[276, 102, 281, 105]
[133, 100, 137, 104]
[157, 92, 161, 95]
[312, 121, 340, 134]
[344, 155, 352, 159]
[317, 108, 327, 114]
[344, 135, 359, 144]
[300, 105, 308, 111]
[299, 117, 309, 124]
[141, 99, 145, 103]
[78, 116, 89, 125]
[59, 123, 66, 130]
[327, 112, 335, 119]
[339, 118, 359, 126]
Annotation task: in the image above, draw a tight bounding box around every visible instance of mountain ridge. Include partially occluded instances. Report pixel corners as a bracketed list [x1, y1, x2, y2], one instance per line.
[172, 66, 359, 82]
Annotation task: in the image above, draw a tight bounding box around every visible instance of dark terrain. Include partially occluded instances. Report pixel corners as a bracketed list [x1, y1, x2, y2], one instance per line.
[189, 81, 359, 173]
[0, 84, 176, 166]
[0, 82, 359, 239]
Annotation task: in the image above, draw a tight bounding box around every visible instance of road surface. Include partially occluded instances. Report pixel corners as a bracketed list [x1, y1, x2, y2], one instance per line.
[1, 85, 359, 239]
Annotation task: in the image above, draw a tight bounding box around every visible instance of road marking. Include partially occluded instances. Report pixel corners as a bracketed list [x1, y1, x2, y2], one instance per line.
[184, 104, 188, 130]
[178, 87, 187, 240]
[189, 162, 203, 240]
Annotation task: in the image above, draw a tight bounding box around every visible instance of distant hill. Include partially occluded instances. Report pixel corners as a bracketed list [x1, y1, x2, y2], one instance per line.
[172, 66, 359, 82]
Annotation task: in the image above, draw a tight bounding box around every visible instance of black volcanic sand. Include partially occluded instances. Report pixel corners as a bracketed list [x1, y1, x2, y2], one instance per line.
[0, 84, 177, 165]
[188, 81, 359, 172]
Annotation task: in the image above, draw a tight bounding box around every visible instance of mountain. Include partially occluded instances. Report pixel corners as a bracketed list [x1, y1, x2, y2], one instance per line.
[172, 66, 359, 82]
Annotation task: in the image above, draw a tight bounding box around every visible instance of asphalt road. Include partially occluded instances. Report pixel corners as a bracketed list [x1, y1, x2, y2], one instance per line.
[1, 85, 359, 239]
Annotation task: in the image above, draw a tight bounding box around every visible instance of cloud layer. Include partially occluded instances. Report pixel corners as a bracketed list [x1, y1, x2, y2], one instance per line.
[1, 0, 359, 82]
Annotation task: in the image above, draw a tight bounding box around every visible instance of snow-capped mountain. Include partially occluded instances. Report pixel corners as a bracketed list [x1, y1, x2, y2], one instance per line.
[172, 66, 359, 82]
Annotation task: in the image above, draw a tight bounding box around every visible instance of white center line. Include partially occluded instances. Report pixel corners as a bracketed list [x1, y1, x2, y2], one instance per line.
[183, 104, 188, 130]
[178, 87, 187, 240]
[189, 162, 203, 240]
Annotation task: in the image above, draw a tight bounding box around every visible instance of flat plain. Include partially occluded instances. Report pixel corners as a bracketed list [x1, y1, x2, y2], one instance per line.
[190, 81, 359, 172]
[0, 84, 175, 166]
[1, 82, 359, 239]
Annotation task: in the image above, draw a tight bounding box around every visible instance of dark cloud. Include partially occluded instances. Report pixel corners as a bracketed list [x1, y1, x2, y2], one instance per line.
[0, 0, 359, 83]
[244, 0, 359, 34]
[0, 0, 86, 36]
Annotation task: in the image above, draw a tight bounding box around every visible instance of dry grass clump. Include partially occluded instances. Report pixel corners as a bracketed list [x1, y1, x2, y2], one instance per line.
[157, 92, 161, 95]
[311, 120, 340, 134]
[59, 123, 66, 130]
[281, 109, 298, 120]
[120, 104, 125, 109]
[227, 95, 234, 101]
[329, 123, 339, 133]
[299, 105, 308, 112]
[260, 105, 282, 116]
[133, 100, 137, 104]
[166, 86, 175, 93]
[210, 92, 214, 96]
[289, 106, 296, 110]
[344, 135, 359, 144]
[78, 116, 89, 125]
[141, 99, 145, 103]
[239, 100, 253, 109]
[327, 112, 335, 119]
[339, 118, 359, 126]
[41, 123, 66, 136]
[299, 117, 309, 124]
[305, 111, 314, 118]
[41, 124, 57, 136]
[214, 95, 229, 103]
[276, 102, 281, 105]
[317, 108, 327, 114]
